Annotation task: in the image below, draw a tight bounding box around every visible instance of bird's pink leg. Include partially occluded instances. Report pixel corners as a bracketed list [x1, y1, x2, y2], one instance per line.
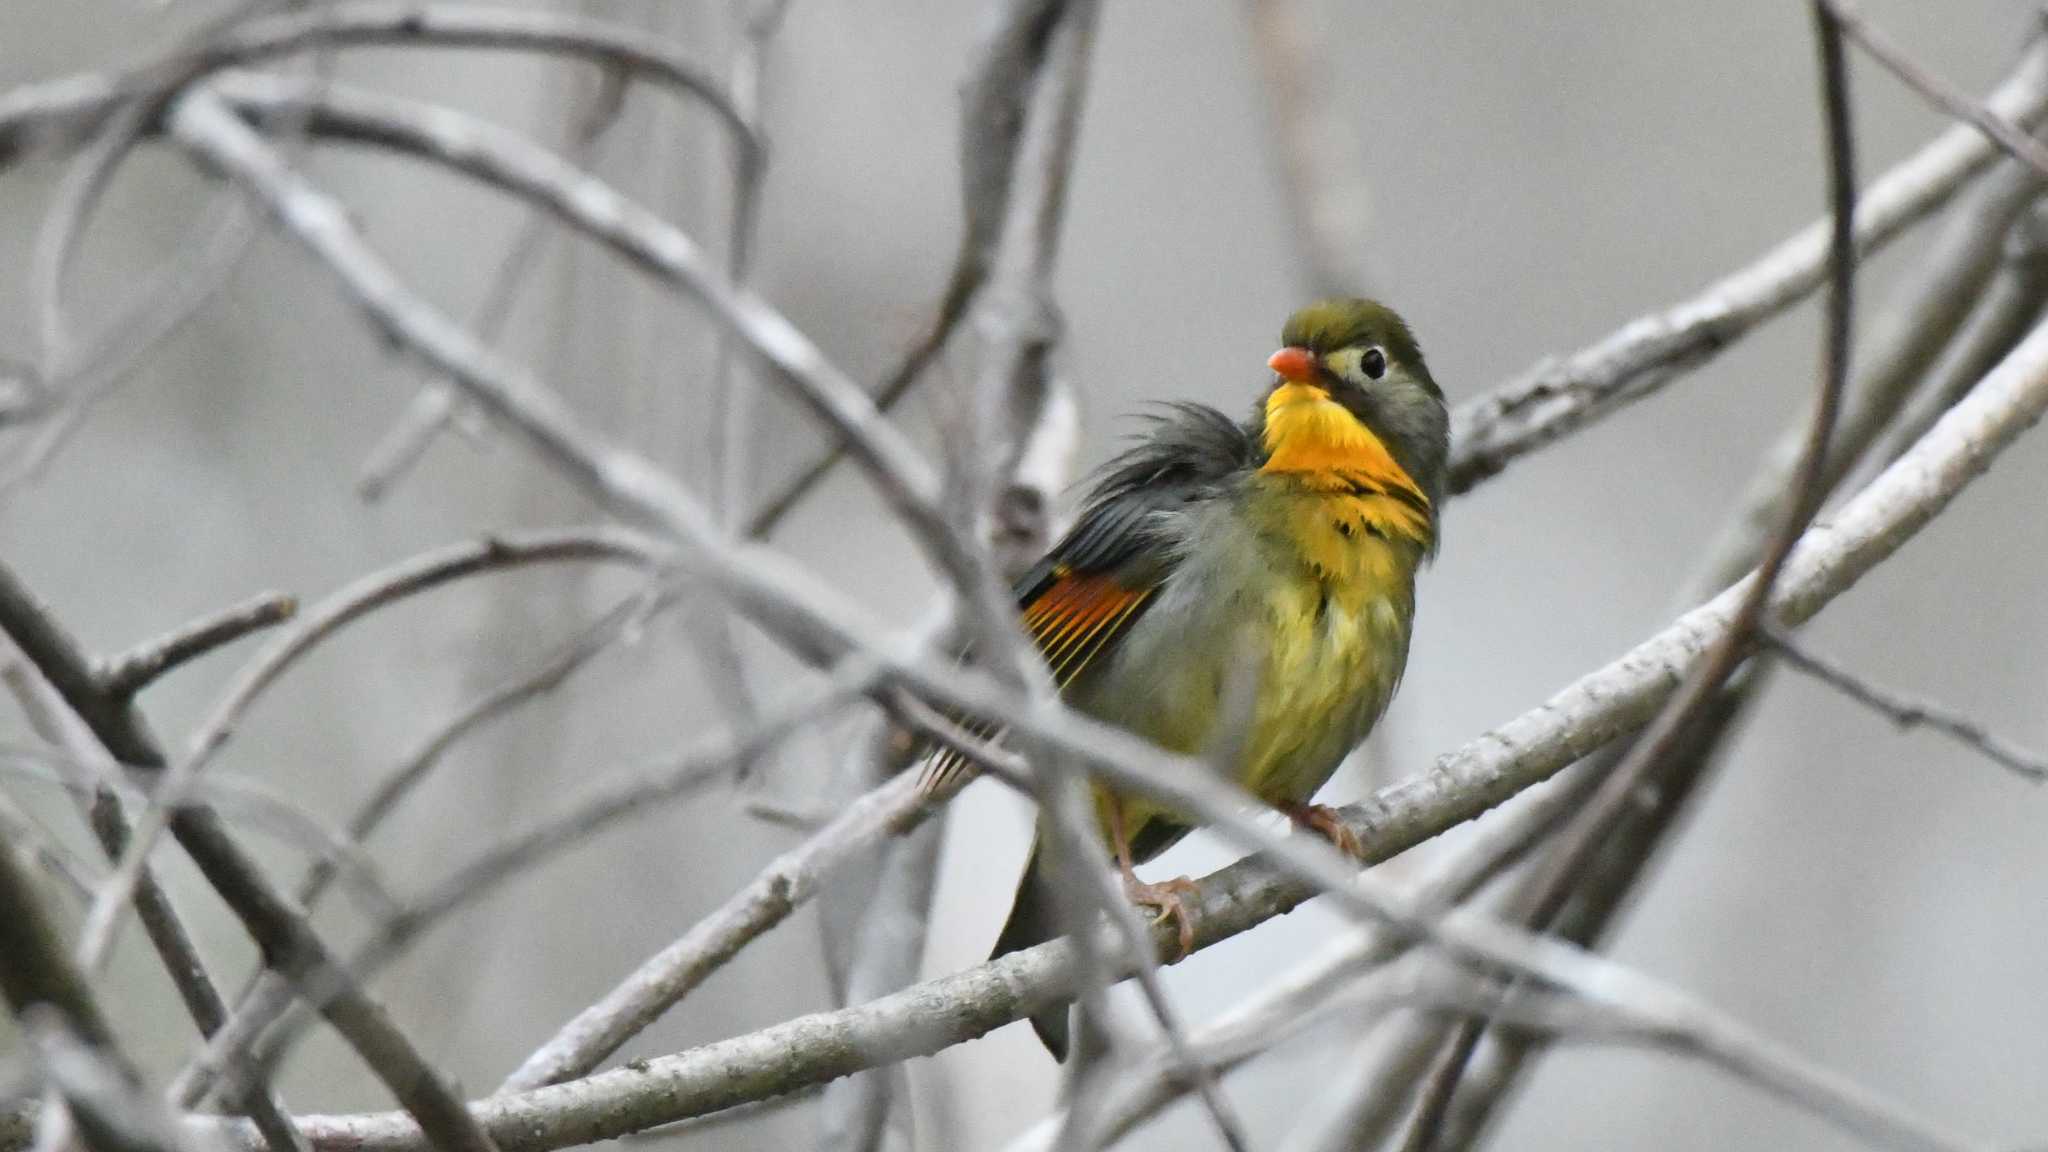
[1108, 794, 1199, 959]
[1282, 801, 1367, 861]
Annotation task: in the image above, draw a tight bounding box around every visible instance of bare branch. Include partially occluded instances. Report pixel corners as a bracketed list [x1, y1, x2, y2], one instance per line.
[2, 604, 237, 1025]
[740, 0, 1072, 539]
[1398, 12, 1863, 1143]
[356, 69, 630, 504]
[95, 593, 296, 700]
[1397, 37, 2048, 1150]
[4, 242, 2044, 1152]
[200, 73, 1020, 670]
[1824, 0, 2048, 178]
[78, 529, 661, 973]
[23, 1011, 194, 1152]
[0, 200, 255, 491]
[150, 848, 1984, 1152]
[1699, 160, 2046, 590]
[1012, 766, 1595, 1152]
[116, 49, 2048, 1152]
[0, 824, 118, 1056]
[119, 289, 2048, 1152]
[1244, 0, 1374, 296]
[500, 706, 961, 1093]
[0, 788, 94, 903]
[1445, 39, 2048, 493]
[0, 749, 396, 919]
[20, 2, 273, 443]
[294, 591, 656, 912]
[1764, 626, 2047, 782]
[1874, 200, 2048, 465]
[968, 0, 1091, 583]
[1411, 122, 2048, 1148]
[0, 635, 307, 1152]
[195, 666, 878, 1110]
[0, 551, 501, 1152]
[0, 2, 754, 171]
[709, 0, 793, 522]
[756, 34, 2048, 528]
[822, 1, 1099, 1146]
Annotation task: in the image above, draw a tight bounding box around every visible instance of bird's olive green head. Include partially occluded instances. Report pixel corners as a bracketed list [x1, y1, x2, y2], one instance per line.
[1255, 298, 1451, 510]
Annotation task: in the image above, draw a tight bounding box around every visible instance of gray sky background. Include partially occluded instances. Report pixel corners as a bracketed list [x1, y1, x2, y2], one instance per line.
[2, 2, 2044, 1149]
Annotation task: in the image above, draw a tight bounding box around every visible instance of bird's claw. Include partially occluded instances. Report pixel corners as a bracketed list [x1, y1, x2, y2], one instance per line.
[1285, 802, 1365, 861]
[1123, 874, 1200, 961]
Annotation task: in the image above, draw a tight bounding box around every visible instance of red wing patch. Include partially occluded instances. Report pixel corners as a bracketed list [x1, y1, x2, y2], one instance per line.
[1023, 569, 1154, 686]
[915, 568, 1154, 798]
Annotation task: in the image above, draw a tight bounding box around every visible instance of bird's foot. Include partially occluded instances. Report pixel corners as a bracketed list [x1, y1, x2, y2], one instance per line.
[1122, 874, 1201, 961]
[1283, 802, 1365, 861]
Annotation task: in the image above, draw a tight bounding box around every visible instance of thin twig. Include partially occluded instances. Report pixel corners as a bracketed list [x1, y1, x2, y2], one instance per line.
[499, 705, 970, 1093]
[0, 788, 94, 903]
[1014, 764, 1597, 1152]
[821, 2, 1099, 1147]
[740, 0, 1070, 538]
[1823, 0, 2048, 179]
[95, 593, 296, 699]
[356, 68, 630, 503]
[0, 748, 397, 918]
[0, 824, 119, 1055]
[24, 1011, 193, 1152]
[0, 199, 256, 491]
[203, 667, 879, 1108]
[1397, 9, 1862, 1146]
[1398, 176, 2048, 1152]
[76, 528, 660, 973]
[1698, 154, 2046, 591]
[294, 590, 657, 912]
[1764, 626, 2047, 782]
[0, 552, 501, 1152]
[0, 633, 307, 1152]
[5, 246, 2040, 1152]
[708, 0, 791, 523]
[201, 72, 1020, 669]
[165, 564, 661, 1110]
[1244, 0, 1374, 296]
[812, 710, 938, 1152]
[0, 2, 755, 169]
[1444, 39, 2048, 494]
[1874, 200, 2048, 466]
[24, 0, 275, 427]
[135, 56, 2048, 1152]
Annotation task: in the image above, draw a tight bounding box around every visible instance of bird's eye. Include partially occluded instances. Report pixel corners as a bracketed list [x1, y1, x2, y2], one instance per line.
[1362, 347, 1387, 380]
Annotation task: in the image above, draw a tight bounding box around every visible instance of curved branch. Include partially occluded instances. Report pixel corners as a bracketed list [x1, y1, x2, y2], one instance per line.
[147, 55, 2048, 1152]
[0, 2, 754, 169]
[198, 71, 1019, 673]
[1445, 39, 2048, 493]
[77, 527, 663, 972]
[60, 277, 2048, 1152]
[1398, 7, 1863, 1142]
[96, 592, 296, 699]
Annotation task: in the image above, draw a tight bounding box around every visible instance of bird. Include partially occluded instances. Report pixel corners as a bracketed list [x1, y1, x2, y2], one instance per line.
[921, 297, 1449, 1059]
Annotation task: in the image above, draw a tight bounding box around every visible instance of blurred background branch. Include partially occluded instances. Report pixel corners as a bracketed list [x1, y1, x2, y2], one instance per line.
[1, 3, 2045, 1152]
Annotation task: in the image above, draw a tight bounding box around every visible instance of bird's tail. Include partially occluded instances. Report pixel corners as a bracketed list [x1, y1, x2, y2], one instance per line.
[990, 839, 1070, 1060]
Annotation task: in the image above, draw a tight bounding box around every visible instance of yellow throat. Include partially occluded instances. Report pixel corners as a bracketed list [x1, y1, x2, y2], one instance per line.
[1258, 383, 1432, 548]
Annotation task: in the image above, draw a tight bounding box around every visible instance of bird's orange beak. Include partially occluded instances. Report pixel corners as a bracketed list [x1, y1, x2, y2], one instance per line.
[1268, 346, 1318, 382]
